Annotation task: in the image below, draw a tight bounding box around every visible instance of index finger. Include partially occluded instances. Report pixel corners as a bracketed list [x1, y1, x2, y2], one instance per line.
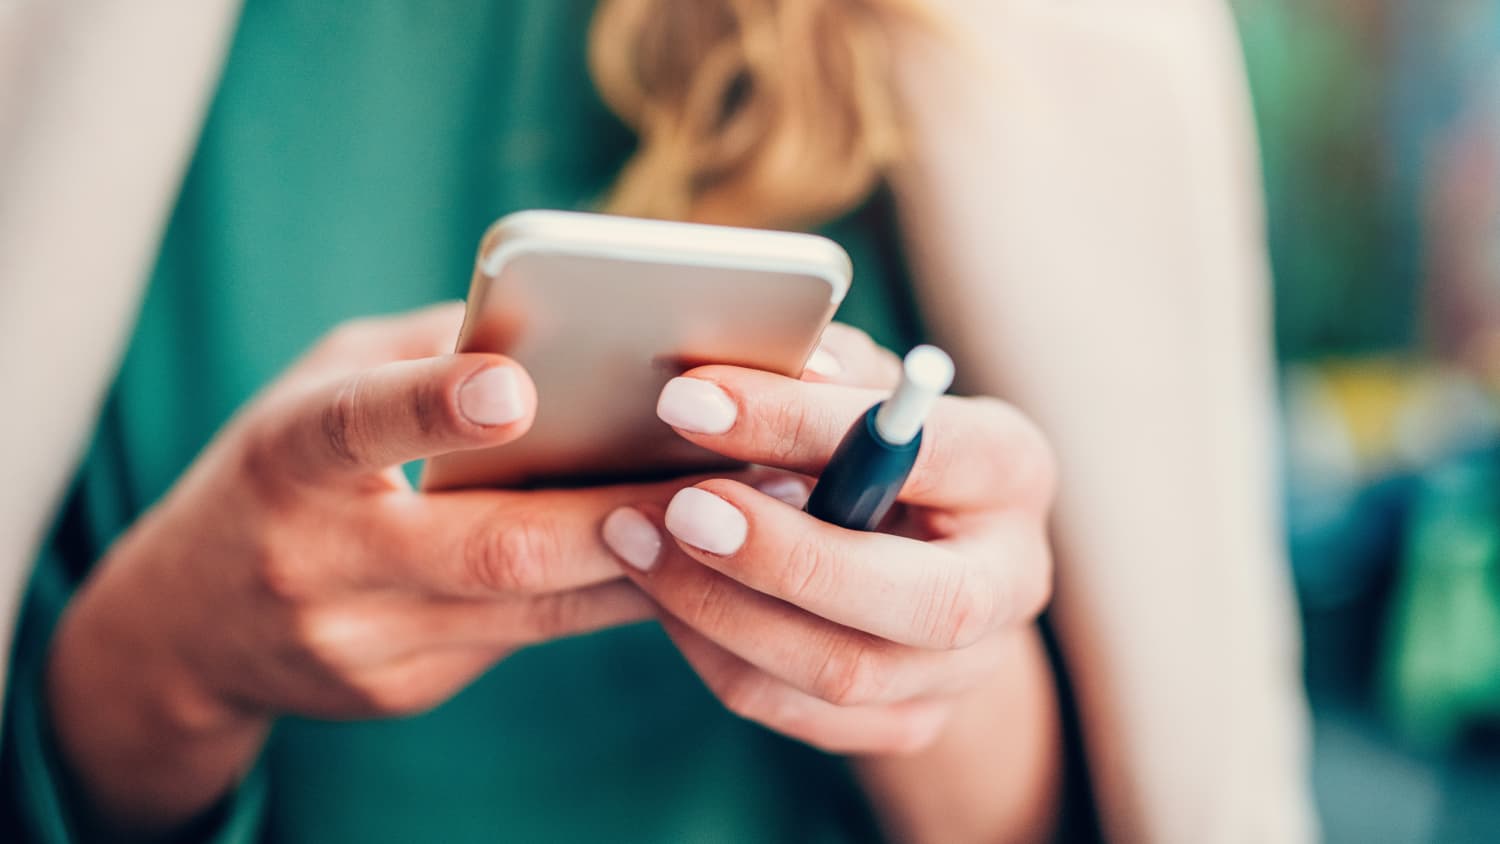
[655, 367, 1054, 511]
[354, 476, 704, 598]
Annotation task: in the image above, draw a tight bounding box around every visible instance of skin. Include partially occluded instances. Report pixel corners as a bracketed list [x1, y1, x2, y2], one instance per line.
[46, 306, 1060, 842]
[616, 328, 1062, 843]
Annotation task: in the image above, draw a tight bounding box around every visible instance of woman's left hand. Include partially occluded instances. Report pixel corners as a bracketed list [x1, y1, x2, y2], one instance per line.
[601, 327, 1057, 755]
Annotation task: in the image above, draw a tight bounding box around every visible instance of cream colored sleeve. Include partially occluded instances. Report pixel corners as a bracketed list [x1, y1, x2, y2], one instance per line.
[893, 2, 1317, 841]
[0, 1, 241, 715]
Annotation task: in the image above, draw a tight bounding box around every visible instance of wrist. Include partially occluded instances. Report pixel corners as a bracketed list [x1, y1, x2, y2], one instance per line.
[852, 629, 1062, 844]
[45, 560, 268, 835]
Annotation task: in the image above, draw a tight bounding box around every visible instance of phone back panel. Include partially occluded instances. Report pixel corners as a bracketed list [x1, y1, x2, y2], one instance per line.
[422, 212, 849, 489]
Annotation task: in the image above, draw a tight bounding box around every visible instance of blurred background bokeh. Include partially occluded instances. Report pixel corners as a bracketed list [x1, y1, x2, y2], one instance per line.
[1234, 1, 1500, 839]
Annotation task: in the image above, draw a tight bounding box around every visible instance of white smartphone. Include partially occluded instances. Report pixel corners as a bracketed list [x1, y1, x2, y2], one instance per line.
[422, 210, 852, 490]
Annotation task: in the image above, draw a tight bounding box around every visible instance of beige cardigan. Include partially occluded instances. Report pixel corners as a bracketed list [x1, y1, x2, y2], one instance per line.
[0, 1, 1315, 841]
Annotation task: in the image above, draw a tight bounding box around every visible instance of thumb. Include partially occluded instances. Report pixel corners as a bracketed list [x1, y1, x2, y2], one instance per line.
[257, 353, 537, 488]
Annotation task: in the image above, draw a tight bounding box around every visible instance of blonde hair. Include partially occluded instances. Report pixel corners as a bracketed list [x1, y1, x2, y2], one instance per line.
[588, 0, 926, 230]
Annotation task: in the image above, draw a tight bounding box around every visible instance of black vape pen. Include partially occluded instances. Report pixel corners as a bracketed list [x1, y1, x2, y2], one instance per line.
[805, 345, 955, 531]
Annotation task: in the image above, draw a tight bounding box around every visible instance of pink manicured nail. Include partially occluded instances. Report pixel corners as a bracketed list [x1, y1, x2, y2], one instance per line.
[459, 367, 525, 426]
[657, 378, 737, 434]
[602, 508, 662, 572]
[665, 488, 748, 556]
[756, 477, 811, 508]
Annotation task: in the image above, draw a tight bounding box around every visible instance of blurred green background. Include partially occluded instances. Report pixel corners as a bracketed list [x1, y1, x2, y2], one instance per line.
[1235, 1, 1500, 840]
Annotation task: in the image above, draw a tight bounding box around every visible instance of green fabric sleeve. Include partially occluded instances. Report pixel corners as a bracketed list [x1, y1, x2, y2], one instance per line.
[3, 544, 268, 844]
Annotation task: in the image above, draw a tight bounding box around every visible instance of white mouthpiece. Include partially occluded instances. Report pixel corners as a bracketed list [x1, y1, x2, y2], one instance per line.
[874, 345, 955, 445]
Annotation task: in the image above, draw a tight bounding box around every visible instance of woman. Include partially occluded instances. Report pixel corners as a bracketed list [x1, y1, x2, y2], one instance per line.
[0, 1, 1315, 841]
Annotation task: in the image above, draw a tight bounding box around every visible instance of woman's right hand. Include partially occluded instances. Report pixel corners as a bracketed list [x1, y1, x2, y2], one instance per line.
[45, 304, 665, 835]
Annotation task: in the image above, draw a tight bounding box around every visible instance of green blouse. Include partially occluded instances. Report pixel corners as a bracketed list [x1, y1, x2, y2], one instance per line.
[3, 2, 927, 842]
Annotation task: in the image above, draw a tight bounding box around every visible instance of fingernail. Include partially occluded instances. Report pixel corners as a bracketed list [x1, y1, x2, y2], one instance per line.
[657, 378, 737, 434]
[459, 367, 526, 426]
[805, 345, 843, 378]
[602, 507, 662, 572]
[756, 477, 811, 508]
[665, 488, 748, 556]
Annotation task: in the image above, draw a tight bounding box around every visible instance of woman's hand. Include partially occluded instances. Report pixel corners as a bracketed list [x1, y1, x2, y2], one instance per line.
[46, 304, 680, 834]
[601, 327, 1057, 755]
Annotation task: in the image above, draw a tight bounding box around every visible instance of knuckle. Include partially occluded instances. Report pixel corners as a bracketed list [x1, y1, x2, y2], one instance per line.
[1016, 541, 1056, 621]
[812, 639, 887, 707]
[714, 668, 772, 722]
[290, 607, 358, 662]
[519, 592, 577, 642]
[924, 566, 996, 650]
[237, 424, 295, 501]
[760, 398, 811, 465]
[320, 377, 368, 469]
[911, 396, 1057, 506]
[906, 426, 962, 503]
[681, 573, 737, 633]
[252, 543, 317, 604]
[408, 374, 455, 438]
[976, 398, 1057, 505]
[950, 580, 998, 646]
[465, 513, 557, 594]
[776, 534, 840, 604]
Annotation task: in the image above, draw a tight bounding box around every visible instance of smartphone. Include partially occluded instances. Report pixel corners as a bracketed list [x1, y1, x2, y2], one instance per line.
[421, 210, 852, 490]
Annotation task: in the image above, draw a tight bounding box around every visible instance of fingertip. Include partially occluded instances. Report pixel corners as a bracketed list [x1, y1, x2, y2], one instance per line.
[752, 475, 812, 509]
[602, 506, 663, 573]
[657, 376, 737, 435]
[664, 485, 749, 557]
[696, 476, 810, 511]
[451, 356, 537, 432]
[681, 479, 798, 530]
[457, 367, 529, 428]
